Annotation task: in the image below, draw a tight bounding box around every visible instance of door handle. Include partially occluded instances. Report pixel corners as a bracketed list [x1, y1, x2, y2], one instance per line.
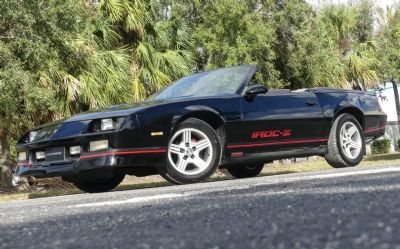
[306, 100, 317, 106]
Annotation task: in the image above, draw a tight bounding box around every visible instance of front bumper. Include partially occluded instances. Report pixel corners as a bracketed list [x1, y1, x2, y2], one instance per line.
[16, 120, 166, 177]
[16, 147, 166, 178]
[16, 152, 118, 178]
[16, 129, 117, 177]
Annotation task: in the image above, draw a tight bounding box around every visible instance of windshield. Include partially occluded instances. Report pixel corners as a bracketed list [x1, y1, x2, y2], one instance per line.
[151, 65, 254, 100]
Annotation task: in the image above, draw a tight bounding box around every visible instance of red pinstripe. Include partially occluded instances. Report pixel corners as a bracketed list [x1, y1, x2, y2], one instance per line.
[227, 138, 328, 149]
[365, 125, 386, 133]
[17, 162, 33, 167]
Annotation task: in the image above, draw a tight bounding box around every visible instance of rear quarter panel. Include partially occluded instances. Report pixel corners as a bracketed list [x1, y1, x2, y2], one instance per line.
[314, 89, 387, 140]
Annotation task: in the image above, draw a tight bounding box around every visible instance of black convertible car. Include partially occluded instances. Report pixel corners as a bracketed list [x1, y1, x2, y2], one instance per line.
[16, 65, 387, 193]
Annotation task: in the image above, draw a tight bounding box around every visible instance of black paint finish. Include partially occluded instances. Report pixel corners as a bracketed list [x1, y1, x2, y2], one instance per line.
[15, 65, 387, 180]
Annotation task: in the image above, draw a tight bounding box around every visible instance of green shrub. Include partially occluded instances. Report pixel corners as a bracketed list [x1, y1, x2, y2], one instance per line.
[372, 139, 391, 155]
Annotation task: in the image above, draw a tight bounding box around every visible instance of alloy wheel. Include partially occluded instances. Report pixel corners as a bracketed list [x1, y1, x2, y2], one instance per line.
[168, 128, 213, 175]
[340, 121, 362, 160]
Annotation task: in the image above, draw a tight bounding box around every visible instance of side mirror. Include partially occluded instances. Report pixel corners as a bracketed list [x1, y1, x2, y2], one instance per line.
[244, 85, 268, 99]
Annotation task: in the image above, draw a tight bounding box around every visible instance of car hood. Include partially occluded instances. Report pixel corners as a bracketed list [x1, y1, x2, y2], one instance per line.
[68, 99, 170, 122]
[36, 100, 168, 129]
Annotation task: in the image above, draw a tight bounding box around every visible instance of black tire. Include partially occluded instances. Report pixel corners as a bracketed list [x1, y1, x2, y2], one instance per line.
[226, 163, 264, 178]
[160, 118, 221, 184]
[72, 173, 125, 193]
[325, 113, 365, 168]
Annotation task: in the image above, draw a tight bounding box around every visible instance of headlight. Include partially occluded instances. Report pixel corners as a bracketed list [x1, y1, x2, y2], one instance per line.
[88, 117, 126, 132]
[29, 131, 38, 142]
[101, 119, 114, 131]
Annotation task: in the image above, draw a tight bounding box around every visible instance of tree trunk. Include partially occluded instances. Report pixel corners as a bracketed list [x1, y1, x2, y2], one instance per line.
[0, 133, 13, 189]
[392, 80, 400, 130]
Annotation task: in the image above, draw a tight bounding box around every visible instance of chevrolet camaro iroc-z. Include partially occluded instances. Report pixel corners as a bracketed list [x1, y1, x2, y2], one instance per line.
[16, 65, 387, 193]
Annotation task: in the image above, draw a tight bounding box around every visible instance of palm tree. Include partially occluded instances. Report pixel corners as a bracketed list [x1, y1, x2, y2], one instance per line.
[345, 42, 379, 90]
[320, 4, 379, 90]
[38, 0, 194, 116]
[37, 3, 133, 117]
[321, 4, 358, 56]
[98, 0, 194, 101]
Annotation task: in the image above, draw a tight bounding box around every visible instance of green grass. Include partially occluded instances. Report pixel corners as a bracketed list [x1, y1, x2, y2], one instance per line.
[1, 153, 400, 203]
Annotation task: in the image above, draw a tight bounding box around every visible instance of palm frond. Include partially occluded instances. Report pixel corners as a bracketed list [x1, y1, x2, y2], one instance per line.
[99, 0, 126, 23]
[124, 0, 148, 32]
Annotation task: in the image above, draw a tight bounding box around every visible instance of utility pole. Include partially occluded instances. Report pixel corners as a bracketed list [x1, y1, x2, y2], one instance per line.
[392, 79, 400, 130]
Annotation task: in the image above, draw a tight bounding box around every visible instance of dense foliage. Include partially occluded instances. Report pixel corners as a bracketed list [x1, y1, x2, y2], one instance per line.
[1, 0, 400, 186]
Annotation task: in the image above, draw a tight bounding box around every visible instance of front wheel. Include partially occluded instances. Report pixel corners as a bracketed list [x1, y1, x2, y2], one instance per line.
[226, 163, 264, 178]
[160, 118, 221, 184]
[325, 113, 365, 168]
[72, 173, 125, 193]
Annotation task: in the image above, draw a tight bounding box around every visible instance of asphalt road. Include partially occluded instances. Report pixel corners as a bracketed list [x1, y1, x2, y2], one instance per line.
[2, 165, 400, 249]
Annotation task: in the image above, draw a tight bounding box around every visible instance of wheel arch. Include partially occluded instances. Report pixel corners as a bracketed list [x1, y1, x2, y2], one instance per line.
[334, 106, 365, 129]
[171, 106, 226, 145]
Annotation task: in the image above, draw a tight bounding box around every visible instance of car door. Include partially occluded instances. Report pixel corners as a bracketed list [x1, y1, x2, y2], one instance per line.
[237, 90, 326, 153]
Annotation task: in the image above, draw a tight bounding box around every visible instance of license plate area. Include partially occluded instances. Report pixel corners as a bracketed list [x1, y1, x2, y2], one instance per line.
[45, 147, 65, 162]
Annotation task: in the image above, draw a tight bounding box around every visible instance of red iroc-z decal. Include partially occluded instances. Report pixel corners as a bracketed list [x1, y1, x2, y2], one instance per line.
[251, 129, 292, 139]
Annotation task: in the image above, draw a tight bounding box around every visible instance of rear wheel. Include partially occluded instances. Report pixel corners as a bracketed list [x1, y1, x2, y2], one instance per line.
[72, 173, 125, 193]
[226, 163, 264, 178]
[160, 118, 221, 184]
[325, 113, 365, 168]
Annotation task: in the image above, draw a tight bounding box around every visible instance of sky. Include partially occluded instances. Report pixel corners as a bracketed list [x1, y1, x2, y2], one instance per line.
[306, 0, 396, 9]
